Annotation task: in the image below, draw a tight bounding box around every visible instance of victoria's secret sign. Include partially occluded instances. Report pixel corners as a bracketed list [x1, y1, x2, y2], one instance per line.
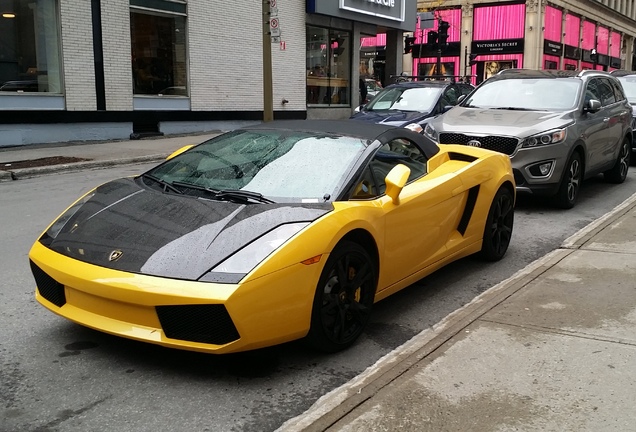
[471, 39, 524, 55]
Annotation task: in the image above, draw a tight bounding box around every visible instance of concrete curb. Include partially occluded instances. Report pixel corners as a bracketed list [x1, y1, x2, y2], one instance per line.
[277, 191, 636, 432]
[0, 153, 169, 181]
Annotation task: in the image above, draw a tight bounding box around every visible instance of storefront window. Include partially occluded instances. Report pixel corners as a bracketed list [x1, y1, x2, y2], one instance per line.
[0, 0, 62, 93]
[306, 26, 351, 106]
[130, 2, 187, 96]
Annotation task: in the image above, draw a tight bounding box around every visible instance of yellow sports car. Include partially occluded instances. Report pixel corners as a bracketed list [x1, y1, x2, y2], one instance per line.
[29, 120, 515, 354]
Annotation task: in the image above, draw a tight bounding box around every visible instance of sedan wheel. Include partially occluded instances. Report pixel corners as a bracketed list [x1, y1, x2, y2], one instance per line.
[604, 138, 631, 184]
[306, 241, 376, 352]
[554, 151, 582, 209]
[479, 186, 514, 262]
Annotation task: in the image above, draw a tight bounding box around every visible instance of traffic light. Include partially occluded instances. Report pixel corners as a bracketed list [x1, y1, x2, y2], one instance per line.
[404, 35, 416, 54]
[438, 20, 450, 47]
[590, 48, 598, 63]
[427, 30, 438, 46]
[469, 53, 478, 66]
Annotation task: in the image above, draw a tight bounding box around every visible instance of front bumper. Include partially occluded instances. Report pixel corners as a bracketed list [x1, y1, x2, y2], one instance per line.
[29, 241, 323, 354]
[509, 144, 570, 195]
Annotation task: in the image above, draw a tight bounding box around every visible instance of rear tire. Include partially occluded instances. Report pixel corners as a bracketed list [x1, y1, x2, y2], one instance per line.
[554, 151, 582, 209]
[305, 241, 376, 353]
[604, 137, 631, 184]
[479, 186, 514, 262]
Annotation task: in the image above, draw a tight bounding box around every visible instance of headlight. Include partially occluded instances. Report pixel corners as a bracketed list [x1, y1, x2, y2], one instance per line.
[520, 129, 567, 148]
[424, 123, 438, 142]
[43, 192, 95, 240]
[404, 123, 423, 133]
[199, 222, 309, 282]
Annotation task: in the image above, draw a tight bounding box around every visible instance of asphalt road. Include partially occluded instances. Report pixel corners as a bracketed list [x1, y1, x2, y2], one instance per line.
[1, 163, 635, 432]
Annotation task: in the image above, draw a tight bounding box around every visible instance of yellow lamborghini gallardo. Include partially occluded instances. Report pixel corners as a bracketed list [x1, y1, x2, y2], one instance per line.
[29, 120, 515, 354]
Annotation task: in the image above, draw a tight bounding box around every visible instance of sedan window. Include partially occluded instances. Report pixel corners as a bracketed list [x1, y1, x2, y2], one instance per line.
[365, 87, 443, 112]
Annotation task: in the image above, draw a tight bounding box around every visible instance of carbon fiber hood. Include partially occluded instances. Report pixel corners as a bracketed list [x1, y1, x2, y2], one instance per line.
[42, 178, 331, 280]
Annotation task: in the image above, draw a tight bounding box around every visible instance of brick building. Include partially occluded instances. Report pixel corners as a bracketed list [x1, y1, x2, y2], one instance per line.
[0, 0, 416, 146]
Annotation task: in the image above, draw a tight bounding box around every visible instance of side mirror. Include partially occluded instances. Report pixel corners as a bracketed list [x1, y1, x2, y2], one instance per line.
[385, 164, 411, 205]
[166, 145, 194, 160]
[457, 94, 466, 103]
[442, 105, 453, 113]
[584, 99, 602, 113]
[354, 105, 365, 113]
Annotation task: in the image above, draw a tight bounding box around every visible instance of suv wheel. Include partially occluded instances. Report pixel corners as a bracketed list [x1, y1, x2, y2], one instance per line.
[554, 151, 582, 209]
[604, 137, 631, 183]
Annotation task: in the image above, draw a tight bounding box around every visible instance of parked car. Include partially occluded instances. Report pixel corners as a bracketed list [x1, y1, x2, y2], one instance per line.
[425, 69, 632, 209]
[29, 120, 514, 354]
[610, 69, 636, 160]
[351, 80, 474, 132]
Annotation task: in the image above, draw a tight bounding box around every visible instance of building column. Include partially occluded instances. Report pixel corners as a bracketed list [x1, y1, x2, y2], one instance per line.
[460, 4, 473, 80]
[523, 0, 543, 69]
[384, 29, 404, 85]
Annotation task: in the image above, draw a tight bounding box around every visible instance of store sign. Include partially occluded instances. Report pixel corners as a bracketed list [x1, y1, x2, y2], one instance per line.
[610, 56, 622, 69]
[471, 39, 524, 55]
[564, 44, 581, 60]
[543, 40, 563, 56]
[340, 0, 404, 21]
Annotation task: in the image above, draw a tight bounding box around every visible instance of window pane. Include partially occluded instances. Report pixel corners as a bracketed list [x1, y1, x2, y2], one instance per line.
[131, 11, 187, 96]
[0, 0, 62, 93]
[306, 26, 350, 106]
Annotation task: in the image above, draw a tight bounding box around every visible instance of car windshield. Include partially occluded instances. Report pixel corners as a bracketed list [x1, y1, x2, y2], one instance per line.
[144, 129, 367, 203]
[365, 86, 442, 112]
[617, 76, 636, 103]
[463, 78, 581, 111]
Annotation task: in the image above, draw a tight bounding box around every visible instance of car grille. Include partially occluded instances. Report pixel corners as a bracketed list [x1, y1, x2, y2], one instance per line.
[30, 260, 66, 307]
[439, 133, 519, 156]
[156, 304, 240, 345]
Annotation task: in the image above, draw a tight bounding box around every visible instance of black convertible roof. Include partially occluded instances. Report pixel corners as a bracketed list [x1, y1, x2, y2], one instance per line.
[240, 119, 440, 159]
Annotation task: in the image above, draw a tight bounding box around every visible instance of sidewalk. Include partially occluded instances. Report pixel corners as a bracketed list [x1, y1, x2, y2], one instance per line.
[0, 131, 220, 181]
[279, 192, 636, 432]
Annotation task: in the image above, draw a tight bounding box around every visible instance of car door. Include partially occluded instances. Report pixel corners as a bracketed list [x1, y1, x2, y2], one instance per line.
[580, 78, 611, 172]
[598, 78, 627, 165]
[358, 137, 464, 291]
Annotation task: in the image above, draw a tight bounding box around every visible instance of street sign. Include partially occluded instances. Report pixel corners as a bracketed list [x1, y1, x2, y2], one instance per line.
[270, 7, 278, 17]
[269, 17, 280, 37]
[280, 41, 286, 51]
[272, 36, 281, 43]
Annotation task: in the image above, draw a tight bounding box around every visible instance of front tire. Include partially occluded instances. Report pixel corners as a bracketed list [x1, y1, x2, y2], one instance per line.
[306, 241, 377, 352]
[604, 137, 631, 183]
[554, 151, 582, 209]
[479, 186, 514, 262]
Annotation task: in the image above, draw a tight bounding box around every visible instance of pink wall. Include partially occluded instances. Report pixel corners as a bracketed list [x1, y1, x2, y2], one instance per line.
[361, 34, 386, 47]
[582, 21, 595, 50]
[610, 32, 621, 57]
[413, 8, 461, 76]
[415, 8, 461, 44]
[597, 26, 609, 55]
[543, 6, 562, 42]
[564, 14, 580, 47]
[473, 3, 525, 40]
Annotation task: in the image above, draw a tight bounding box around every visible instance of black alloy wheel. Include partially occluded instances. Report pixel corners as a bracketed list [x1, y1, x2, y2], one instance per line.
[306, 241, 377, 352]
[604, 138, 631, 183]
[479, 186, 514, 262]
[555, 151, 582, 209]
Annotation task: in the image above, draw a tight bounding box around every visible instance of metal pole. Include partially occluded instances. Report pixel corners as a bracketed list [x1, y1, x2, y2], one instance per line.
[436, 16, 442, 78]
[262, 0, 273, 122]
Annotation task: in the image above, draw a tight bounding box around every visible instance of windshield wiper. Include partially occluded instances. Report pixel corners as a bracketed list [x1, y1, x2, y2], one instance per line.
[216, 189, 276, 204]
[491, 107, 536, 111]
[172, 181, 275, 204]
[142, 174, 182, 194]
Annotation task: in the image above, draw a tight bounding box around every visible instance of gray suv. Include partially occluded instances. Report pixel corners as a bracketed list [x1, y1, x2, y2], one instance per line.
[424, 69, 632, 208]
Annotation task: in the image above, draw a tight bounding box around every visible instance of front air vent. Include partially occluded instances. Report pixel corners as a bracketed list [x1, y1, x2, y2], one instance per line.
[156, 304, 240, 345]
[30, 260, 66, 307]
